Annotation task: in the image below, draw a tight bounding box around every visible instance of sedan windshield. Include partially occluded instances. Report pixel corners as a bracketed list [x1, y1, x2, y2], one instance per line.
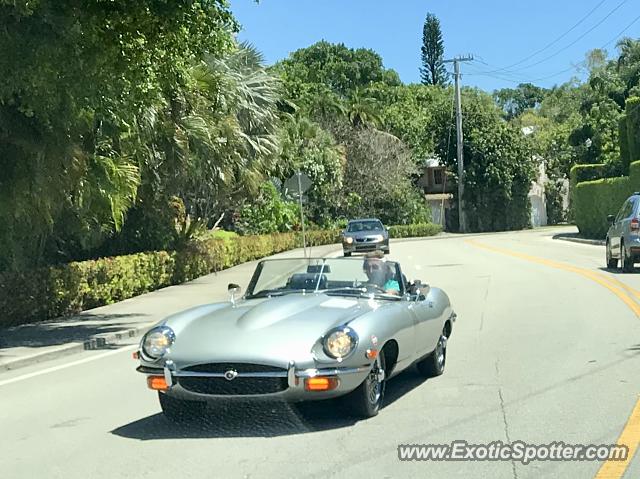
[347, 220, 383, 232]
[245, 258, 403, 300]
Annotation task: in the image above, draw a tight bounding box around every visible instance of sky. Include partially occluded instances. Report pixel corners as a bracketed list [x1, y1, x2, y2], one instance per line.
[229, 0, 640, 92]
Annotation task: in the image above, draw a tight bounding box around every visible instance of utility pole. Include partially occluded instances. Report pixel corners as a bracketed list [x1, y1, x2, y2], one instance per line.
[444, 54, 473, 233]
[296, 170, 307, 258]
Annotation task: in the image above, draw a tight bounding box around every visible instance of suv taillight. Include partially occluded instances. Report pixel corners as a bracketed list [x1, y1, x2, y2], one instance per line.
[631, 218, 639, 233]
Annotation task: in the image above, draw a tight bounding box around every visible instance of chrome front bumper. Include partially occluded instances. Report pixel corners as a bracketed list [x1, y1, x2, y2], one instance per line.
[138, 360, 371, 401]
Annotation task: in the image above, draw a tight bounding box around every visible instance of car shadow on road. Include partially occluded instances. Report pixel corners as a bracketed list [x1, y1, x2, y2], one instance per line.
[110, 367, 428, 440]
[597, 267, 637, 275]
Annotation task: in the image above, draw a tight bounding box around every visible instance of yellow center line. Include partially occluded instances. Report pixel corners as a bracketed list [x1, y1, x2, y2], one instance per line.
[466, 239, 640, 479]
[595, 272, 640, 302]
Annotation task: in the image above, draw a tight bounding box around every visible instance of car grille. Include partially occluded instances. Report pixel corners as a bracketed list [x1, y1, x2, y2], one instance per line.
[178, 362, 288, 395]
[178, 377, 288, 395]
[182, 362, 285, 374]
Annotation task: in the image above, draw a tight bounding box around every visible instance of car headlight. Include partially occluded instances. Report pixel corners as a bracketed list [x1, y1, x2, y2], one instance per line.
[323, 327, 358, 359]
[372, 235, 384, 242]
[343, 236, 354, 244]
[141, 326, 175, 360]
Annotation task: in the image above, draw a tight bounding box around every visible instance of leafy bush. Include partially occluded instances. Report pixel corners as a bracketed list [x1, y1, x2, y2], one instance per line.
[545, 180, 566, 225]
[573, 177, 630, 238]
[235, 183, 301, 235]
[388, 223, 442, 238]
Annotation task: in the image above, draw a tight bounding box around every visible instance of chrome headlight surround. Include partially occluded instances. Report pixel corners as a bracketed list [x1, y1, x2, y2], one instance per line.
[140, 326, 175, 361]
[323, 327, 358, 361]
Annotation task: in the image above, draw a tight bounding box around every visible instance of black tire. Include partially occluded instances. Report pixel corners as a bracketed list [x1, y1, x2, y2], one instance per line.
[621, 242, 634, 273]
[343, 251, 352, 257]
[158, 392, 206, 422]
[416, 329, 447, 378]
[606, 242, 618, 269]
[383, 247, 390, 255]
[342, 352, 386, 418]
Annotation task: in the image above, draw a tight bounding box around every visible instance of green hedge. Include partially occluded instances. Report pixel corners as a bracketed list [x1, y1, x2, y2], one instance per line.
[570, 164, 608, 185]
[573, 177, 631, 238]
[388, 223, 442, 238]
[0, 225, 440, 328]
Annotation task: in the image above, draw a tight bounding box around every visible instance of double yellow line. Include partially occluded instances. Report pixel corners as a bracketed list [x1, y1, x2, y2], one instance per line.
[467, 239, 640, 479]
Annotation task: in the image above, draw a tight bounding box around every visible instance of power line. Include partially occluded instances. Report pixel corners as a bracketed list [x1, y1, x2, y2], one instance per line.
[485, 0, 608, 74]
[484, 0, 628, 75]
[466, 10, 640, 86]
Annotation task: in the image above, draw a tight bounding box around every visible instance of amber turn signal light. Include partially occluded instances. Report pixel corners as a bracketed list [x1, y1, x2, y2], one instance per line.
[366, 349, 378, 359]
[147, 376, 169, 391]
[304, 376, 339, 391]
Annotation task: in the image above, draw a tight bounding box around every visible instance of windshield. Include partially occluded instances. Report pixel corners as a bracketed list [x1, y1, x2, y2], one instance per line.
[246, 258, 403, 300]
[347, 220, 384, 232]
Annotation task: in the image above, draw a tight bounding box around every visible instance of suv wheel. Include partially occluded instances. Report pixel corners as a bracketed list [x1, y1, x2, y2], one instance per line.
[621, 242, 635, 273]
[606, 241, 618, 269]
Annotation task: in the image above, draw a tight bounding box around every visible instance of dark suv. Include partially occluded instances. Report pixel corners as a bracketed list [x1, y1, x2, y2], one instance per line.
[341, 218, 390, 256]
[606, 192, 640, 272]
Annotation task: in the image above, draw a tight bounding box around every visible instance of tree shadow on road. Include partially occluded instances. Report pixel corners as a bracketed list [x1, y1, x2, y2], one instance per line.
[0, 313, 147, 349]
[111, 367, 428, 440]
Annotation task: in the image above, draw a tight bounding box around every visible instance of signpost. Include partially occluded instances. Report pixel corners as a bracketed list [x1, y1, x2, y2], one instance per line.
[284, 171, 312, 257]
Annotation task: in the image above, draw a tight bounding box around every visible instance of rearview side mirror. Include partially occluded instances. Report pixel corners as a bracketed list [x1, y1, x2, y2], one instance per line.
[607, 214, 615, 225]
[412, 280, 429, 301]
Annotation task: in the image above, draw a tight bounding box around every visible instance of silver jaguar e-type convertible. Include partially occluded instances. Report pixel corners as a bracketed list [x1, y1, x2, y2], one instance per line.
[136, 256, 456, 420]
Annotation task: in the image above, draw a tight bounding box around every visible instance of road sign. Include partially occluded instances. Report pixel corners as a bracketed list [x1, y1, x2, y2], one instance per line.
[284, 172, 312, 196]
[284, 171, 312, 257]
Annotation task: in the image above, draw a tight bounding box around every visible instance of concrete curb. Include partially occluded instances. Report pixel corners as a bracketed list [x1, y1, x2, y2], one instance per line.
[553, 234, 605, 246]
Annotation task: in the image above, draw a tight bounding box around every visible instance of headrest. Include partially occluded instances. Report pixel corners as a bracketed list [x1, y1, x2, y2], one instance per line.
[287, 273, 328, 290]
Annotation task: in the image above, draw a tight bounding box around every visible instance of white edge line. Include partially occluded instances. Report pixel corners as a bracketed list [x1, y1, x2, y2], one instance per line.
[0, 344, 138, 387]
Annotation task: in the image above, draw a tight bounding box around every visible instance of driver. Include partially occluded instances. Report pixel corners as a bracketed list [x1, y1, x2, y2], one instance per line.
[362, 251, 400, 296]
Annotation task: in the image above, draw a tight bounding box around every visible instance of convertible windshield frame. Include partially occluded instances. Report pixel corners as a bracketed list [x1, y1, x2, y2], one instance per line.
[244, 257, 406, 300]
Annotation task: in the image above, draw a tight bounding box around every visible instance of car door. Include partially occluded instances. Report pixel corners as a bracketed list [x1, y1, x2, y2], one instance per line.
[611, 200, 630, 253]
[407, 285, 442, 358]
[621, 198, 638, 249]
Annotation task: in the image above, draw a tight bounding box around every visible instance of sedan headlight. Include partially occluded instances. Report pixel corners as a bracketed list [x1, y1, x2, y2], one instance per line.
[343, 236, 354, 244]
[141, 326, 175, 360]
[371, 235, 384, 242]
[323, 327, 358, 359]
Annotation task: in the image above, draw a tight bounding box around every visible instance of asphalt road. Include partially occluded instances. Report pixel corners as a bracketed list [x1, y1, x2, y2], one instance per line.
[2, 228, 640, 479]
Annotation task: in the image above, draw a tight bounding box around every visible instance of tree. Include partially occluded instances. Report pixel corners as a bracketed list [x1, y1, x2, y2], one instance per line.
[272, 41, 401, 103]
[435, 89, 536, 232]
[494, 83, 548, 120]
[617, 38, 640, 95]
[112, 42, 282, 253]
[346, 88, 383, 128]
[0, 0, 238, 270]
[420, 13, 449, 86]
[330, 125, 430, 224]
[275, 115, 345, 227]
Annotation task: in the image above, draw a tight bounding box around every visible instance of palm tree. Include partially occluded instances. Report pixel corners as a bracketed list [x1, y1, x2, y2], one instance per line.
[160, 42, 282, 228]
[346, 88, 383, 129]
[616, 37, 640, 94]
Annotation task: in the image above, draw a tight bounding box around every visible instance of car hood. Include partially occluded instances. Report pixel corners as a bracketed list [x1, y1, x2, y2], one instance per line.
[163, 293, 370, 367]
